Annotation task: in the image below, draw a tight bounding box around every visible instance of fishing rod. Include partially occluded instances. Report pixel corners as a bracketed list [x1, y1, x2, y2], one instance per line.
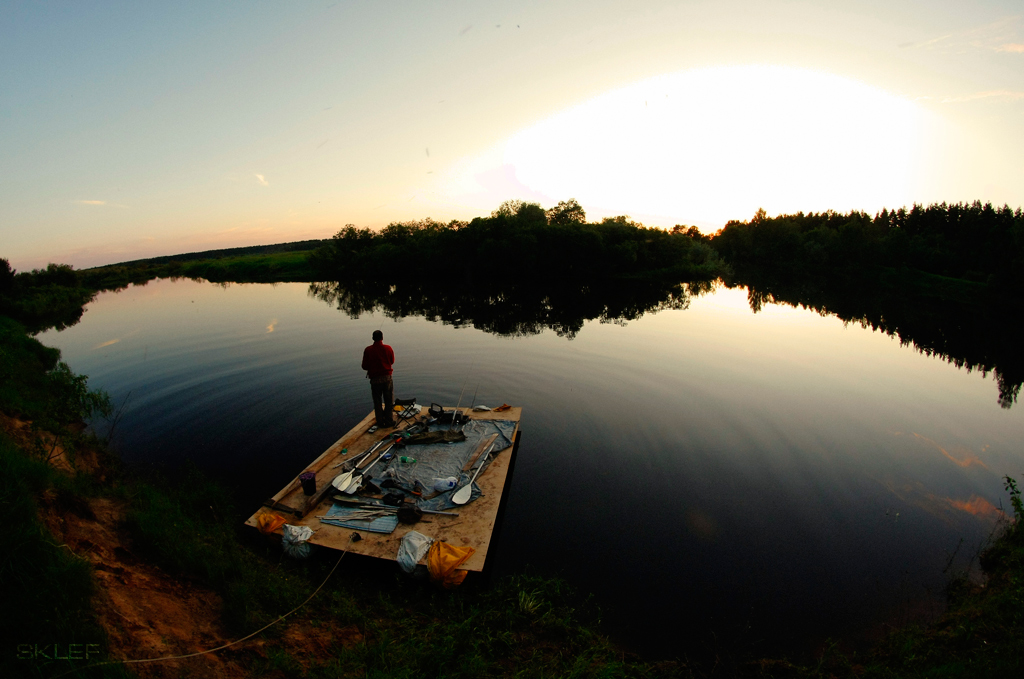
[447, 363, 475, 432]
[332, 410, 425, 492]
[335, 404, 421, 470]
[331, 436, 388, 470]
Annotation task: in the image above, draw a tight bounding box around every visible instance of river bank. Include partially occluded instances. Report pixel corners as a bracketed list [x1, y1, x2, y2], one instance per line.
[3, 376, 1022, 678]
[2, 289, 1022, 677]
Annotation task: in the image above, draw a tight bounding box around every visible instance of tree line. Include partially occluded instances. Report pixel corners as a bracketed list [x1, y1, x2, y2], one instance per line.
[309, 199, 726, 285]
[0, 259, 96, 334]
[712, 201, 1024, 290]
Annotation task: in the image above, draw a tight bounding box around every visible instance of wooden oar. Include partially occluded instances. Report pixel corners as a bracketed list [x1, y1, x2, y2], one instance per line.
[451, 439, 496, 505]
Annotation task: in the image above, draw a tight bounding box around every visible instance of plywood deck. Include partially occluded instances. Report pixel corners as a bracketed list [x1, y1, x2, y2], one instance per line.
[245, 407, 522, 572]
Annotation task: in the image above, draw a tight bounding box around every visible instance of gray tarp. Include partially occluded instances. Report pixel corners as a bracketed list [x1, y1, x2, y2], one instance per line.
[365, 419, 517, 510]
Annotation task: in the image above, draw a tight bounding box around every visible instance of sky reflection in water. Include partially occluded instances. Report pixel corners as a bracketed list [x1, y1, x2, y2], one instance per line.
[39, 278, 1024, 657]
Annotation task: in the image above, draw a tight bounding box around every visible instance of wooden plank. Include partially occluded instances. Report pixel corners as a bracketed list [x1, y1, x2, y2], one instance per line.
[461, 433, 499, 472]
[246, 407, 522, 572]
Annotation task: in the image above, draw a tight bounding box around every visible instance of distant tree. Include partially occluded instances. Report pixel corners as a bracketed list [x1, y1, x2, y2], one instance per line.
[23, 263, 79, 288]
[515, 202, 548, 224]
[490, 199, 546, 225]
[671, 225, 710, 243]
[600, 215, 640, 227]
[0, 258, 14, 293]
[491, 200, 527, 219]
[546, 199, 586, 225]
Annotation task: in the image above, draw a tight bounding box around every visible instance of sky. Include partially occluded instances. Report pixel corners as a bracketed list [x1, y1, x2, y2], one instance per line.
[2, 1, 1022, 270]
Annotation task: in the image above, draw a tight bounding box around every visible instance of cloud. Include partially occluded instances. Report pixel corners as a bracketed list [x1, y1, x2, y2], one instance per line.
[901, 16, 1023, 55]
[899, 35, 951, 49]
[941, 89, 1024, 103]
[255, 174, 269, 186]
[946, 495, 1004, 520]
[266, 319, 277, 333]
[911, 432, 988, 469]
[73, 199, 129, 208]
[882, 480, 1004, 527]
[94, 339, 120, 349]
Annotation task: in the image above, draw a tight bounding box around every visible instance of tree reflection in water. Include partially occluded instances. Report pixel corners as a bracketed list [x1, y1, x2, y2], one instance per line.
[311, 272, 1021, 409]
[736, 276, 1022, 409]
[309, 278, 714, 340]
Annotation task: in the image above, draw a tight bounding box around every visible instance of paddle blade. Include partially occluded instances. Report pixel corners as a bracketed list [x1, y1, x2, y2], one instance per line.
[451, 483, 473, 505]
[340, 475, 362, 494]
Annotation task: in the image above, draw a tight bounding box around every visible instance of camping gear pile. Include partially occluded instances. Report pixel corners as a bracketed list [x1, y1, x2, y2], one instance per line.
[268, 397, 516, 585]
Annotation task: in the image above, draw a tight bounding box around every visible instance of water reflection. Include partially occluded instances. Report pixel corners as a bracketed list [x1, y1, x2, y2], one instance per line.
[35, 277, 1024, 661]
[311, 272, 1021, 410]
[309, 278, 714, 339]
[736, 277, 1022, 409]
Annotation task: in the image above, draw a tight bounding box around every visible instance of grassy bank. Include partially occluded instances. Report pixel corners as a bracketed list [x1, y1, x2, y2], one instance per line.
[81, 248, 322, 290]
[121, 465, 687, 678]
[862, 478, 1024, 678]
[0, 434, 127, 679]
[0, 430, 691, 677]
[6, 420, 1022, 678]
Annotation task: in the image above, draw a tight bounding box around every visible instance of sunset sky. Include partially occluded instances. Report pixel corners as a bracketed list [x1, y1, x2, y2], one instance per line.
[3, 1, 1022, 270]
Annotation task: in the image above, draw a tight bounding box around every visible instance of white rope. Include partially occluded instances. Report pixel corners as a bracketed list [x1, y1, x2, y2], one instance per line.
[56, 545, 349, 677]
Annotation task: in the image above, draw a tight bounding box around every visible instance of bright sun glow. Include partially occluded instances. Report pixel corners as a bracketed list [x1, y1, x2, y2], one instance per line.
[437, 66, 936, 228]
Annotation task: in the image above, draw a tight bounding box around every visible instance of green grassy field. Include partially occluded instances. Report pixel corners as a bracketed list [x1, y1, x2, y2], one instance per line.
[81, 249, 321, 290]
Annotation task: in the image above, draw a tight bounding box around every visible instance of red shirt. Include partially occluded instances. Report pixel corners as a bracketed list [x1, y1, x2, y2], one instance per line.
[361, 341, 395, 379]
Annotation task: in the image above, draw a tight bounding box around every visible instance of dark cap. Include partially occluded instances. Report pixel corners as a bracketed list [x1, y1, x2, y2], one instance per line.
[372, 330, 383, 341]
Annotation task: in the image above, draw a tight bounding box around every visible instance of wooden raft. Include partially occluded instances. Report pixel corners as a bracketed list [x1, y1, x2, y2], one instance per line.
[244, 407, 522, 572]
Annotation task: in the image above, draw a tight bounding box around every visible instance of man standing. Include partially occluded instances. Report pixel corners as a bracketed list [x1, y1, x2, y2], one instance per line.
[362, 330, 396, 428]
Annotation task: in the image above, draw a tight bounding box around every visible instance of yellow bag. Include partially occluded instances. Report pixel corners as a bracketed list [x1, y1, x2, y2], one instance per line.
[427, 541, 476, 588]
[256, 512, 287, 534]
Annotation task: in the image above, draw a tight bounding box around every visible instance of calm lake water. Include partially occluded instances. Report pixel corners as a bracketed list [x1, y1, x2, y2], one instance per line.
[39, 277, 1024, 658]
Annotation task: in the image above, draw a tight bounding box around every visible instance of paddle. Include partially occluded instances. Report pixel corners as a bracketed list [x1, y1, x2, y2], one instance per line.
[331, 414, 423, 492]
[331, 437, 393, 492]
[451, 439, 497, 505]
[337, 440, 400, 494]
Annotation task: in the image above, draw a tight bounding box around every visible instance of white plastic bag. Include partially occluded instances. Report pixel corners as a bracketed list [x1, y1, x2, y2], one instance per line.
[282, 524, 314, 559]
[397, 531, 434, 573]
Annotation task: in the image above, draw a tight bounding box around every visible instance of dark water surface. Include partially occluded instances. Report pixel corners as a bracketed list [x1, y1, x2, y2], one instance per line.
[39, 278, 1024, 658]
